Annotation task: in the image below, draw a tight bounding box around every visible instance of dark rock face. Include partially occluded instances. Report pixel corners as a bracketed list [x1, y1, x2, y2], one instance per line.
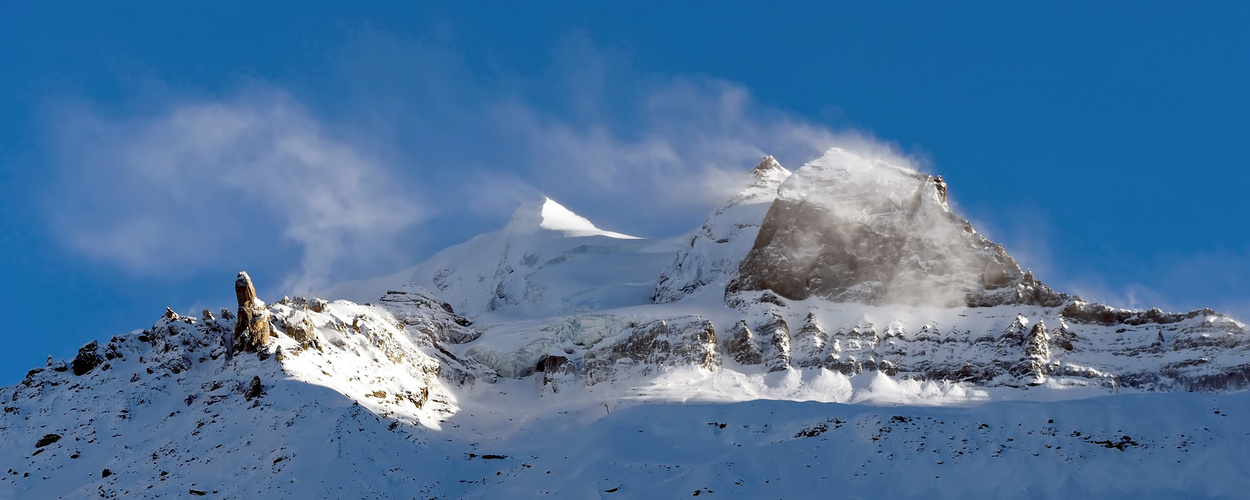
[537, 355, 575, 391]
[730, 148, 1068, 308]
[35, 433, 61, 448]
[723, 320, 763, 366]
[232, 272, 272, 353]
[721, 313, 792, 371]
[582, 316, 719, 385]
[1060, 302, 1214, 327]
[244, 376, 264, 400]
[791, 313, 828, 368]
[72, 341, 103, 376]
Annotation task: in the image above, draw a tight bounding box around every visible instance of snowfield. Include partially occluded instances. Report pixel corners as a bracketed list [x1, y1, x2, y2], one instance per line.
[3, 149, 1248, 499]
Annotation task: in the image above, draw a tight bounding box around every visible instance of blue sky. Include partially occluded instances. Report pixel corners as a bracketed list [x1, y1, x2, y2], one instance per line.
[2, 2, 1248, 383]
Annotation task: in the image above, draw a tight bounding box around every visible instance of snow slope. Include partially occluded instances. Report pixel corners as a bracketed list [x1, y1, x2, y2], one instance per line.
[323, 196, 683, 318]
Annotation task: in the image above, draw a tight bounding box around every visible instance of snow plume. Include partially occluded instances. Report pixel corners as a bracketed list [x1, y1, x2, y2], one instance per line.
[330, 30, 920, 236]
[482, 38, 920, 234]
[757, 149, 981, 307]
[43, 89, 423, 293]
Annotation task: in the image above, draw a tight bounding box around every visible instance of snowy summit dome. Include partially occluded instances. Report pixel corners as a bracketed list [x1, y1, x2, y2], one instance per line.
[507, 197, 638, 239]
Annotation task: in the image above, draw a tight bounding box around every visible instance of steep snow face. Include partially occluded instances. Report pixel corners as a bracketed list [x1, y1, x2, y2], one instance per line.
[400, 197, 682, 319]
[320, 197, 683, 318]
[510, 197, 639, 239]
[733, 148, 1056, 308]
[653, 156, 791, 303]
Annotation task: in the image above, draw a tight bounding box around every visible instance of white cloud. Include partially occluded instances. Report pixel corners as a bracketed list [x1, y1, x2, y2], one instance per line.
[475, 40, 921, 235]
[45, 89, 423, 293]
[40, 30, 923, 294]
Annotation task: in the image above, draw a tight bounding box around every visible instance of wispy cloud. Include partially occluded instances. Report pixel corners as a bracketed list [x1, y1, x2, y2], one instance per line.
[485, 35, 922, 232]
[44, 88, 423, 293]
[327, 30, 917, 234]
[40, 29, 919, 294]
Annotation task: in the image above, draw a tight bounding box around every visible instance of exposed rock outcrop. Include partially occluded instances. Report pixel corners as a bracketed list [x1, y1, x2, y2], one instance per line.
[378, 284, 479, 344]
[243, 376, 264, 400]
[791, 313, 828, 368]
[756, 312, 792, 372]
[282, 309, 316, 344]
[581, 316, 719, 385]
[723, 320, 764, 366]
[71, 340, 103, 376]
[730, 148, 1069, 308]
[232, 272, 272, 353]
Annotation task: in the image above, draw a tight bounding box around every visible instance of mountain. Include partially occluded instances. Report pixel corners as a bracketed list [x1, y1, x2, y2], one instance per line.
[323, 196, 683, 319]
[731, 148, 1058, 308]
[3, 148, 1249, 498]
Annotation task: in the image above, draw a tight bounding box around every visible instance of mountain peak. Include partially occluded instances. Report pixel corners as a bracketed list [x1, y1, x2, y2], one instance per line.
[751, 155, 787, 176]
[749, 155, 791, 187]
[733, 147, 1054, 308]
[508, 196, 638, 239]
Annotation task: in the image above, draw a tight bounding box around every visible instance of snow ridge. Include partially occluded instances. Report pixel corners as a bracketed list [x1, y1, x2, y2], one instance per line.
[509, 197, 639, 239]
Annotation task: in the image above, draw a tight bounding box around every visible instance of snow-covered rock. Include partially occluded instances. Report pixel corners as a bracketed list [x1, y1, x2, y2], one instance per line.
[0, 280, 498, 497]
[581, 316, 719, 385]
[377, 284, 479, 344]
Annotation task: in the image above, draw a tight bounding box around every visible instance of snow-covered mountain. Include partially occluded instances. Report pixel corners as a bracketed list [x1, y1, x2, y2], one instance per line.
[4, 147, 1249, 498]
[324, 197, 683, 319]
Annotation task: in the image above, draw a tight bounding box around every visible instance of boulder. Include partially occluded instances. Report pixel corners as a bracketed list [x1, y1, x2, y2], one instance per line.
[283, 310, 316, 344]
[244, 376, 264, 400]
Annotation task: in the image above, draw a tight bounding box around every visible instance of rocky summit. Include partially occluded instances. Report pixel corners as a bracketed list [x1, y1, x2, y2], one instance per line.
[730, 148, 1063, 308]
[3, 147, 1248, 498]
